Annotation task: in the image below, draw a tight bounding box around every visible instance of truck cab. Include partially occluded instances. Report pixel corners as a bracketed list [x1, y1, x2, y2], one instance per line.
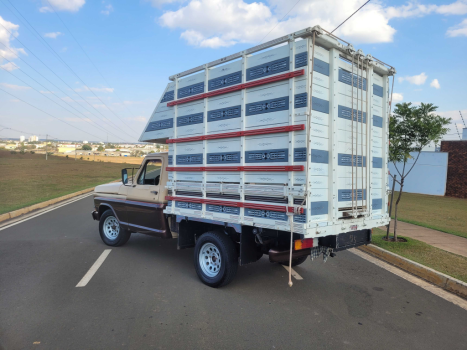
[92, 153, 171, 242]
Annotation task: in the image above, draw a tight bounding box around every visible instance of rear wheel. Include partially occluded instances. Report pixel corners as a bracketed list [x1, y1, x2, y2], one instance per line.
[278, 255, 308, 267]
[194, 231, 238, 288]
[99, 209, 131, 247]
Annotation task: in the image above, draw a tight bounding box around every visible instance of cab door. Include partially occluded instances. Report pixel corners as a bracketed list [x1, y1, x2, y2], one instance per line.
[125, 157, 169, 237]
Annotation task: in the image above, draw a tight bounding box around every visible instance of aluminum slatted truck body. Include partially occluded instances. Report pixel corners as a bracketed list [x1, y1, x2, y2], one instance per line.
[139, 26, 394, 266]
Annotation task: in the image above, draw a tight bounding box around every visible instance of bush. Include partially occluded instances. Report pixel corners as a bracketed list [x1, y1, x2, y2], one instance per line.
[19, 149, 25, 154]
[30, 151, 35, 154]
[80, 156, 83, 160]
[10, 150, 17, 154]
[66, 155, 69, 159]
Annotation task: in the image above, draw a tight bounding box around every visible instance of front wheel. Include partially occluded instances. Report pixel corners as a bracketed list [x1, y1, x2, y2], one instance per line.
[194, 231, 238, 288]
[99, 209, 131, 247]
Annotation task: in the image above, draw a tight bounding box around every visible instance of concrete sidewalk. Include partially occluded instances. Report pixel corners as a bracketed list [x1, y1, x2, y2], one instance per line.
[379, 220, 467, 258]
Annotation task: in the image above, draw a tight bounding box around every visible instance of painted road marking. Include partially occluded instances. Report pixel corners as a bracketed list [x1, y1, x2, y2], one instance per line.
[0, 193, 93, 232]
[76, 249, 112, 287]
[282, 265, 303, 280]
[349, 248, 467, 312]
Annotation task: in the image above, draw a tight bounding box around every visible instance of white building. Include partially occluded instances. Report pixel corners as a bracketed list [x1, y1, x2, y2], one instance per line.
[28, 135, 39, 142]
[19, 135, 25, 142]
[83, 140, 88, 144]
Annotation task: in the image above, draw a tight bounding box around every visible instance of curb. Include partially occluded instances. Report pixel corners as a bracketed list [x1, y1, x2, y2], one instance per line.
[358, 244, 467, 299]
[0, 187, 96, 224]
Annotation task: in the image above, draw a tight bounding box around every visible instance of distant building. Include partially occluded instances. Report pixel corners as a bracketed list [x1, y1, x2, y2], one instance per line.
[83, 140, 88, 144]
[463, 128, 467, 140]
[19, 136, 25, 142]
[28, 135, 39, 142]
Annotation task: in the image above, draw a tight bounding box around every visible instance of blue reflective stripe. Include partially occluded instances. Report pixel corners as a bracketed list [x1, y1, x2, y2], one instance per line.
[177, 82, 205, 99]
[295, 52, 307, 68]
[372, 157, 383, 168]
[309, 201, 328, 215]
[293, 148, 329, 164]
[295, 92, 307, 108]
[372, 198, 382, 210]
[338, 154, 366, 167]
[293, 214, 306, 223]
[373, 115, 383, 128]
[294, 147, 306, 162]
[246, 57, 289, 81]
[245, 148, 288, 163]
[168, 155, 173, 165]
[338, 69, 367, 90]
[313, 58, 329, 76]
[145, 118, 173, 132]
[206, 204, 240, 215]
[160, 90, 174, 103]
[338, 189, 367, 201]
[246, 96, 289, 116]
[176, 153, 203, 165]
[208, 71, 242, 91]
[207, 151, 241, 164]
[312, 96, 329, 114]
[177, 112, 203, 127]
[244, 208, 288, 221]
[338, 105, 366, 123]
[207, 105, 241, 122]
[373, 84, 383, 97]
[175, 201, 202, 210]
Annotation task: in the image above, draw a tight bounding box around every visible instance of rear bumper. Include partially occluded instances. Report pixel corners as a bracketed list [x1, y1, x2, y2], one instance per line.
[268, 247, 311, 263]
[92, 210, 99, 221]
[319, 229, 371, 252]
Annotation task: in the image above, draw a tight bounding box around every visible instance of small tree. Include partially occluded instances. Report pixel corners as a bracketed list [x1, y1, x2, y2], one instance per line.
[388, 102, 450, 240]
[82, 144, 92, 150]
[97, 145, 105, 152]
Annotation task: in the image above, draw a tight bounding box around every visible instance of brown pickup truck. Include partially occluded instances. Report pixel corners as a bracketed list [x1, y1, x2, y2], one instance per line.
[92, 152, 371, 288]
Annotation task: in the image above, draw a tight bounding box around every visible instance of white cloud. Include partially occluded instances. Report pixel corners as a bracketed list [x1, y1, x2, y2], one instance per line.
[392, 92, 403, 102]
[430, 79, 440, 89]
[0, 16, 26, 66]
[126, 116, 147, 122]
[0, 62, 19, 71]
[398, 72, 428, 85]
[44, 32, 62, 39]
[76, 86, 114, 93]
[0, 83, 31, 90]
[157, 0, 467, 48]
[39, 0, 85, 13]
[101, 4, 114, 15]
[447, 18, 467, 37]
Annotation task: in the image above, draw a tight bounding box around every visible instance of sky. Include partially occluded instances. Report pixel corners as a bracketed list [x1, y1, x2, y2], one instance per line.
[0, 0, 466, 143]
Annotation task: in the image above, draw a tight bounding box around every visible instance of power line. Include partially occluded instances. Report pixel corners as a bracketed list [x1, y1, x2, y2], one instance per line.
[0, 21, 137, 140]
[332, 0, 371, 34]
[44, 0, 142, 121]
[0, 63, 131, 143]
[0, 88, 102, 140]
[3, 0, 140, 135]
[0, 124, 56, 138]
[260, 0, 302, 43]
[459, 111, 466, 128]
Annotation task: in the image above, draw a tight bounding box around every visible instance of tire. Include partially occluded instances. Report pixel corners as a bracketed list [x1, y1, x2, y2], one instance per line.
[278, 255, 308, 267]
[99, 209, 131, 247]
[194, 231, 238, 288]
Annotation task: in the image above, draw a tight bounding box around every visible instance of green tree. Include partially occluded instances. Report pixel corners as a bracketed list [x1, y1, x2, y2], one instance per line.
[388, 102, 450, 240]
[97, 145, 105, 152]
[82, 144, 92, 150]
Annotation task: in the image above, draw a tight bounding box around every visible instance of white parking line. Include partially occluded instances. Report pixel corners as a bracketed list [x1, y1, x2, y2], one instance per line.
[76, 249, 112, 287]
[282, 265, 303, 280]
[349, 248, 467, 311]
[0, 193, 94, 232]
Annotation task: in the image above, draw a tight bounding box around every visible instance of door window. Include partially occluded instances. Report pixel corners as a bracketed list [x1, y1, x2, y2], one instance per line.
[137, 159, 162, 186]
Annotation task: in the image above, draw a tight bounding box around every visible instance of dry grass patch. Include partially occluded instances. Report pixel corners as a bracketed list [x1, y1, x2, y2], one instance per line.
[0, 150, 139, 214]
[372, 228, 467, 283]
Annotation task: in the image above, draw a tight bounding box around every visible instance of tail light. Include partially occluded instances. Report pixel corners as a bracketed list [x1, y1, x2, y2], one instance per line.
[294, 238, 315, 250]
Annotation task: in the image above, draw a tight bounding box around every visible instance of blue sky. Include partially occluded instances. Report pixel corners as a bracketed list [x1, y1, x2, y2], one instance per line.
[0, 0, 466, 143]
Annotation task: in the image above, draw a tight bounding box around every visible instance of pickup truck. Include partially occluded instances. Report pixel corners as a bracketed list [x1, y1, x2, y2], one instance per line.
[92, 26, 393, 287]
[92, 152, 372, 288]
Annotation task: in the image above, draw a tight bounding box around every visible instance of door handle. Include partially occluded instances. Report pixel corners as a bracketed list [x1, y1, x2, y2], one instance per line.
[151, 191, 158, 195]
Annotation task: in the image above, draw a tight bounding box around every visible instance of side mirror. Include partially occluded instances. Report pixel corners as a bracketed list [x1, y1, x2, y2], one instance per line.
[121, 169, 128, 185]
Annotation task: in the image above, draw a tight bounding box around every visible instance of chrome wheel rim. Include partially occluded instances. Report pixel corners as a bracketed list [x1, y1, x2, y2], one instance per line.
[103, 216, 120, 240]
[199, 242, 221, 277]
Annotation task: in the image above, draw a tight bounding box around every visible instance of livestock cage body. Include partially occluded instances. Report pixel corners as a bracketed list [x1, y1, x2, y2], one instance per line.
[139, 26, 394, 238]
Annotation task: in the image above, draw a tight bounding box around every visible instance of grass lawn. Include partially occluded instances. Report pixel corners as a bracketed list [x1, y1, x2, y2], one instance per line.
[391, 192, 467, 239]
[372, 228, 467, 283]
[0, 150, 140, 214]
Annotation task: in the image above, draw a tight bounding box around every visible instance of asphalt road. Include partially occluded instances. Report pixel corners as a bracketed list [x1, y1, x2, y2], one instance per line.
[1, 196, 466, 349]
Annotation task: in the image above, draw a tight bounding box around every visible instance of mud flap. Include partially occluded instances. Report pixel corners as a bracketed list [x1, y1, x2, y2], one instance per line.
[239, 231, 258, 266]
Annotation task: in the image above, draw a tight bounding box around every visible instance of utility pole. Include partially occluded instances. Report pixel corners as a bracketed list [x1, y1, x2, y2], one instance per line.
[75, 141, 77, 160]
[45, 134, 48, 160]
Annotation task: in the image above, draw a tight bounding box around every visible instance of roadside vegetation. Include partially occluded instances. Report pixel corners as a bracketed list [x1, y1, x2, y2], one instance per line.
[372, 229, 467, 283]
[390, 192, 467, 239]
[0, 150, 132, 214]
